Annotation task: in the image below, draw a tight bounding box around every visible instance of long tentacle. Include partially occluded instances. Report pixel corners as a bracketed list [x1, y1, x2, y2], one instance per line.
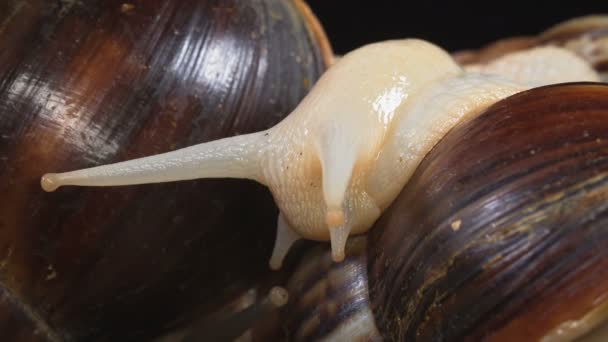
[41, 131, 268, 192]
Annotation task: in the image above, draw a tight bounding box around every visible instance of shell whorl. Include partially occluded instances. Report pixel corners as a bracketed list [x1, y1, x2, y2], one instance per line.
[284, 237, 381, 341]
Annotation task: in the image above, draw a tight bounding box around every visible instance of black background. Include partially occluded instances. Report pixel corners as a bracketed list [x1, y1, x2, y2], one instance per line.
[306, 1, 607, 54]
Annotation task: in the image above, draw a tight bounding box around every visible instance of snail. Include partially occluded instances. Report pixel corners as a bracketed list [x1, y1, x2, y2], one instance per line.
[245, 83, 608, 342]
[0, 0, 605, 340]
[40, 38, 599, 270]
[0, 0, 330, 340]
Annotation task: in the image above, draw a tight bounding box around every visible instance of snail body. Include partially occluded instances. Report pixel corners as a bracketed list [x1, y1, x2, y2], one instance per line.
[464, 46, 599, 86]
[454, 15, 608, 81]
[41, 39, 600, 268]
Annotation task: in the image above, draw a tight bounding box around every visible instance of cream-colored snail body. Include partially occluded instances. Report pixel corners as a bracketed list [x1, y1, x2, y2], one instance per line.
[41, 39, 599, 269]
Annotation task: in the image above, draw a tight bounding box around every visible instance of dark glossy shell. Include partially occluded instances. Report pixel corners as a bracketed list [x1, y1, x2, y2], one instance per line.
[0, 0, 330, 340]
[283, 237, 381, 342]
[368, 83, 608, 341]
[156, 239, 380, 341]
[0, 287, 56, 342]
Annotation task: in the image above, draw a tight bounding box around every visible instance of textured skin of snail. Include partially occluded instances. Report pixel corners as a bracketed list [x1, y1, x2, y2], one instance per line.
[368, 83, 608, 342]
[40, 38, 599, 270]
[454, 15, 608, 81]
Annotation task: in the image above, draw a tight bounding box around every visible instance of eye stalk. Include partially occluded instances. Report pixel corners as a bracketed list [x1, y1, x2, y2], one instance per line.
[40, 174, 59, 192]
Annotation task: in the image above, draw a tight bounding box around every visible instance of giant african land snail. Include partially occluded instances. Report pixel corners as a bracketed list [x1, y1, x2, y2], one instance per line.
[40, 38, 600, 269]
[7, 0, 605, 340]
[268, 83, 608, 342]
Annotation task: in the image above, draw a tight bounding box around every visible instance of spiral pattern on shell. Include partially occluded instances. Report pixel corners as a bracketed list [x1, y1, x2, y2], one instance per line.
[368, 83, 608, 341]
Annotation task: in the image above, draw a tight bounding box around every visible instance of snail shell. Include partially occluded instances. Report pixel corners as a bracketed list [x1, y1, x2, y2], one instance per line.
[368, 83, 608, 341]
[0, 0, 330, 340]
[283, 236, 381, 341]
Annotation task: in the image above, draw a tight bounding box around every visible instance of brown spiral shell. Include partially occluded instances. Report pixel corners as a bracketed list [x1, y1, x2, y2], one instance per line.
[368, 83, 608, 341]
[0, 0, 330, 340]
[283, 237, 381, 342]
